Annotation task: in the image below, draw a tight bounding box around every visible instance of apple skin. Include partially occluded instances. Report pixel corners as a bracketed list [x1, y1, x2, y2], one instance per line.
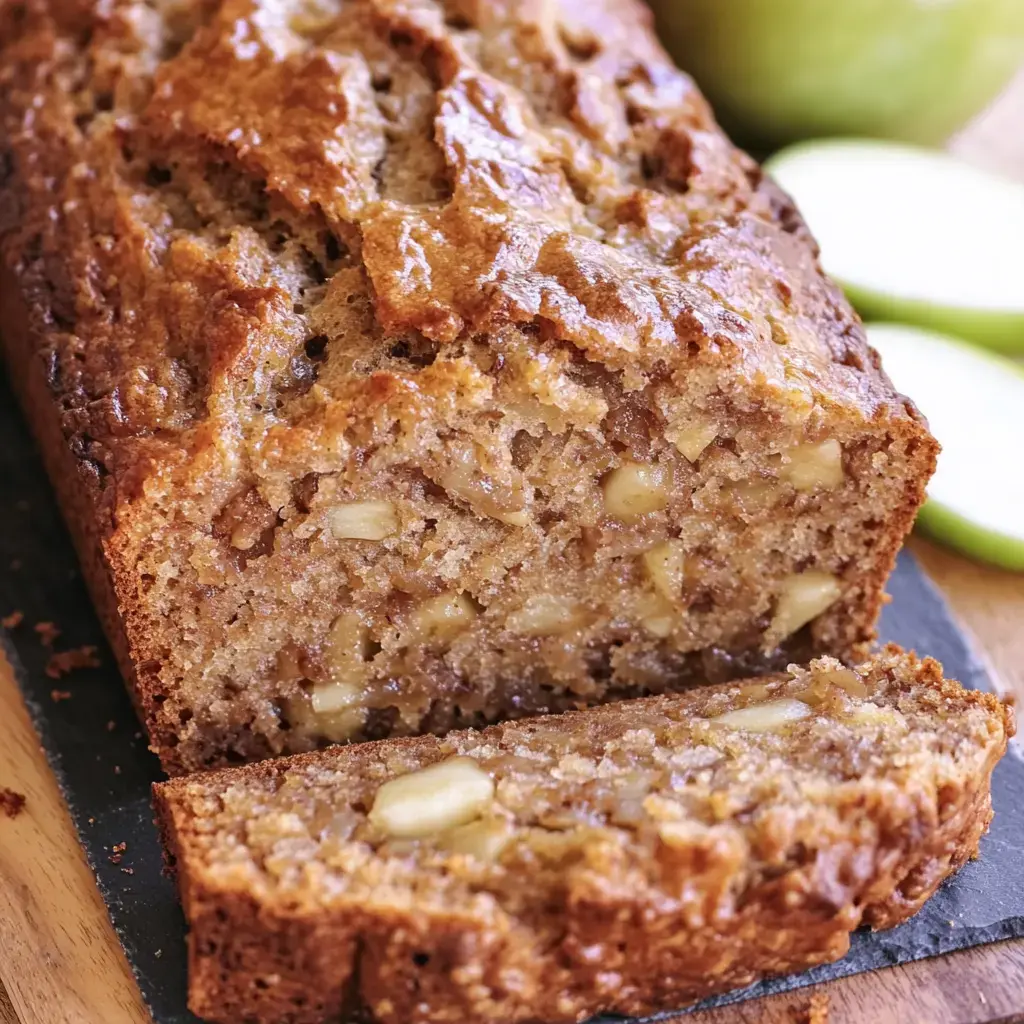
[865, 323, 1024, 573]
[652, 0, 1024, 149]
[918, 502, 1024, 574]
[841, 282, 1024, 358]
[764, 142, 1024, 355]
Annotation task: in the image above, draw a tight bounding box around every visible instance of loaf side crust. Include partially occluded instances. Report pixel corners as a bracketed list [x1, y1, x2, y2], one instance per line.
[154, 649, 1011, 1024]
[0, 263, 151, 723]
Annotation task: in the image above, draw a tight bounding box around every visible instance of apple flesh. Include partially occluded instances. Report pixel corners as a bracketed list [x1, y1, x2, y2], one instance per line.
[766, 141, 1024, 355]
[651, 0, 1024, 149]
[865, 323, 1024, 572]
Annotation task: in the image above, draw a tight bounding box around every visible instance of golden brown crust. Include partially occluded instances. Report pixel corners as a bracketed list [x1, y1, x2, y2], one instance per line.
[154, 649, 1011, 1024]
[0, 261, 155, 724]
[1, 0, 937, 773]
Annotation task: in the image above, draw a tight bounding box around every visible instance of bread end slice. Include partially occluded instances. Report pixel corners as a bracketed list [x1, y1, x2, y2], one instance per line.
[154, 647, 1011, 1024]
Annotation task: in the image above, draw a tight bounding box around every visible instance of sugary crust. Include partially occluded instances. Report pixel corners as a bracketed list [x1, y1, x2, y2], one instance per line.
[155, 649, 1012, 1024]
[1, 0, 936, 773]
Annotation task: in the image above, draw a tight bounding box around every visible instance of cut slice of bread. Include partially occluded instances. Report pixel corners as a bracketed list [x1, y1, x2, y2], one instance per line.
[154, 648, 1011, 1024]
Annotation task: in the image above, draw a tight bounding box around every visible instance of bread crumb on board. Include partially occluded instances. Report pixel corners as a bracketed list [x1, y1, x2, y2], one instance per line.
[33, 621, 61, 646]
[1, 610, 24, 629]
[0, 788, 26, 819]
[45, 645, 100, 679]
[793, 991, 830, 1024]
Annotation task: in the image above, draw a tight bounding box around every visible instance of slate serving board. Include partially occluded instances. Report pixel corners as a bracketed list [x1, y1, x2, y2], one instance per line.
[2, 369, 1023, 1024]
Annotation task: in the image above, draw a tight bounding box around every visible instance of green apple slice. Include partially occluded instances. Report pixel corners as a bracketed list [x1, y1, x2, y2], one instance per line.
[866, 322, 1024, 571]
[766, 141, 1024, 354]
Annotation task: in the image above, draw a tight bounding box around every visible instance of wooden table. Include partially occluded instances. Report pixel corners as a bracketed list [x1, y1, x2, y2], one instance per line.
[2, 72, 1023, 1024]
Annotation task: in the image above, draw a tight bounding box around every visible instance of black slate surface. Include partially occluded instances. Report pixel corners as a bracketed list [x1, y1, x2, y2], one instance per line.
[2, 368, 1023, 1024]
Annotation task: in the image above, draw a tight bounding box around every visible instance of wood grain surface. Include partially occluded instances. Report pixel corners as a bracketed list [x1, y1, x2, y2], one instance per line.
[1, 65, 1022, 1024]
[0, 650, 150, 1024]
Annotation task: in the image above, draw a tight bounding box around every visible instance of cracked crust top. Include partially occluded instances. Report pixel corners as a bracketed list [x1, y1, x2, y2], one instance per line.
[0, 0, 919, 533]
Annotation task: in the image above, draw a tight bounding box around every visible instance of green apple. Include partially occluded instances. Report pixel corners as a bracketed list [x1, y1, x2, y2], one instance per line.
[865, 323, 1024, 572]
[766, 141, 1024, 354]
[651, 0, 1024, 149]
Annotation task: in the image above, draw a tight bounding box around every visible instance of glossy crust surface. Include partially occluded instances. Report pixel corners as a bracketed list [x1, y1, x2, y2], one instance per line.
[1, 0, 936, 772]
[155, 649, 1012, 1024]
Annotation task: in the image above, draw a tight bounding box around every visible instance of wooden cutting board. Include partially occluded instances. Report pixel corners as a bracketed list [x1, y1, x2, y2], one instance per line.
[1, 70, 1022, 1024]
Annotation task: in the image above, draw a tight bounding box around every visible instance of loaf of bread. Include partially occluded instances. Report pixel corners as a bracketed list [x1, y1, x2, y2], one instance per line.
[155, 649, 1011, 1024]
[0, 0, 937, 772]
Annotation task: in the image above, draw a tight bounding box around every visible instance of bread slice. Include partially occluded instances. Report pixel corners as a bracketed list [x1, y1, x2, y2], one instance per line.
[0, 0, 936, 772]
[154, 649, 1011, 1024]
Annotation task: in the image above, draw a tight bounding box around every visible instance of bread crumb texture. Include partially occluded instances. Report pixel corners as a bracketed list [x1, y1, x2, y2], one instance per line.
[797, 991, 831, 1024]
[33, 621, 60, 646]
[0, 0, 937, 771]
[155, 649, 1012, 1024]
[44, 644, 101, 678]
[0, 788, 26, 819]
[1, 610, 24, 629]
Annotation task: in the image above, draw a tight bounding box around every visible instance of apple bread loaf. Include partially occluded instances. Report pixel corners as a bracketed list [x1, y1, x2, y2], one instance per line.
[0, 0, 936, 772]
[154, 649, 1012, 1024]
